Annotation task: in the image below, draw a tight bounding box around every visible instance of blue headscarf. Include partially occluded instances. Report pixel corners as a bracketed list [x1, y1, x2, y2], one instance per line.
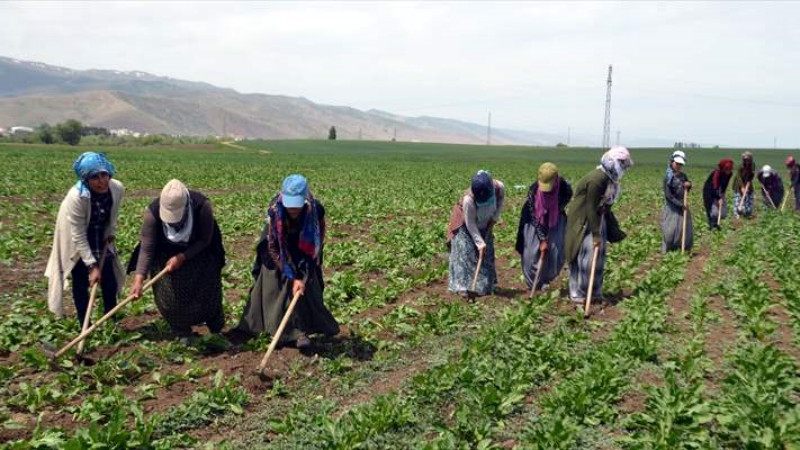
[72, 152, 116, 197]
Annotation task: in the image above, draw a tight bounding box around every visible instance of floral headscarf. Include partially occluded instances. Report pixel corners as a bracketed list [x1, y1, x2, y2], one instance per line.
[598, 146, 633, 205]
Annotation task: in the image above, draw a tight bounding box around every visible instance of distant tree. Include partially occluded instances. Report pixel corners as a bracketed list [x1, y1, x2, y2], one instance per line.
[555, 142, 568, 148]
[36, 123, 55, 144]
[328, 126, 337, 140]
[82, 126, 110, 137]
[57, 119, 83, 146]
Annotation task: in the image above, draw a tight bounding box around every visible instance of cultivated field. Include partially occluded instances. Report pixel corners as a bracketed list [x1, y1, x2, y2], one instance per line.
[1, 141, 799, 449]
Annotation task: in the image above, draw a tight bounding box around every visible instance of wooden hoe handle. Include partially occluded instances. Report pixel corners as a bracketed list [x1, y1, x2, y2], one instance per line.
[471, 251, 485, 293]
[76, 244, 109, 355]
[529, 249, 547, 299]
[681, 190, 688, 254]
[51, 266, 169, 360]
[257, 288, 304, 373]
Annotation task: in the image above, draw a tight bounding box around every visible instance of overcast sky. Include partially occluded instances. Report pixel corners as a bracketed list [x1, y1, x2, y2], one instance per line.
[2, 1, 799, 147]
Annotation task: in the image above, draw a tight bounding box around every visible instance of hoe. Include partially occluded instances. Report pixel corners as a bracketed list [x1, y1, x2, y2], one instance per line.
[256, 274, 309, 383]
[42, 267, 169, 364]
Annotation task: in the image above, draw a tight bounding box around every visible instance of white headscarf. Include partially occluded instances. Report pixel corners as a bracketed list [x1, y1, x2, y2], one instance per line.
[598, 146, 633, 205]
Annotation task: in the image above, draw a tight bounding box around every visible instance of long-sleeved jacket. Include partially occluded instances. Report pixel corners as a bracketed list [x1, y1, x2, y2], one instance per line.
[664, 171, 690, 213]
[128, 190, 225, 276]
[702, 170, 732, 213]
[757, 171, 784, 206]
[564, 168, 625, 264]
[45, 179, 125, 317]
[732, 167, 755, 194]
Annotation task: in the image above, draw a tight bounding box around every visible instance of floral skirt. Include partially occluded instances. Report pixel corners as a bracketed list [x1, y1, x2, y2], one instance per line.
[448, 225, 496, 296]
[732, 191, 753, 218]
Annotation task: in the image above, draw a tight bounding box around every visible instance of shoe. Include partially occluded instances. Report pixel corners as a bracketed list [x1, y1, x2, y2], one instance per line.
[296, 335, 311, 348]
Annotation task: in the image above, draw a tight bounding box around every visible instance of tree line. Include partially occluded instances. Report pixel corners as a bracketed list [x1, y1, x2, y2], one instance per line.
[0, 120, 220, 147]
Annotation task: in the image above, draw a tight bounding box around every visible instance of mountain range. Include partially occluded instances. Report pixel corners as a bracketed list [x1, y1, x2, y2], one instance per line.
[0, 56, 602, 145]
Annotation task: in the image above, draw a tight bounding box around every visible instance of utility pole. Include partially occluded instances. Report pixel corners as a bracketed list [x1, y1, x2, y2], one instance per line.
[602, 65, 613, 151]
[393, 127, 397, 142]
[616, 129, 621, 146]
[358, 127, 362, 140]
[487, 112, 492, 145]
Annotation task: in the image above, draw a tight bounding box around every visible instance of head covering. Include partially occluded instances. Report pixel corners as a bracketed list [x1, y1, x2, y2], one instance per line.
[600, 146, 633, 181]
[281, 174, 308, 208]
[762, 164, 773, 177]
[713, 158, 734, 189]
[665, 151, 685, 186]
[268, 189, 322, 280]
[470, 170, 494, 204]
[787, 156, 796, 167]
[537, 163, 558, 192]
[742, 151, 753, 160]
[534, 163, 561, 229]
[72, 152, 116, 197]
[598, 146, 632, 204]
[160, 179, 189, 223]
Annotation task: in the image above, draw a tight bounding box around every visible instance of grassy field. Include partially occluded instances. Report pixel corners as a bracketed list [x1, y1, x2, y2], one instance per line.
[1, 140, 799, 449]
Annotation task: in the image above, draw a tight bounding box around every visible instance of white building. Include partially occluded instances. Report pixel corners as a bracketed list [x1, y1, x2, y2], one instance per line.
[10, 126, 34, 135]
[110, 128, 142, 138]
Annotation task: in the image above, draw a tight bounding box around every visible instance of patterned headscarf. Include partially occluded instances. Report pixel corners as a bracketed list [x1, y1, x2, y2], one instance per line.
[267, 191, 321, 280]
[72, 152, 116, 197]
[598, 146, 633, 204]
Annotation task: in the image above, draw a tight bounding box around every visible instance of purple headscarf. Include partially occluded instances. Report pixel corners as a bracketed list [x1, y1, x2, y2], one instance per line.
[533, 176, 560, 229]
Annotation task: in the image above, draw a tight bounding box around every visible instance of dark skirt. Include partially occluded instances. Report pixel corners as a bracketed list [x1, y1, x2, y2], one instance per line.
[151, 250, 225, 335]
[520, 215, 567, 289]
[236, 265, 339, 343]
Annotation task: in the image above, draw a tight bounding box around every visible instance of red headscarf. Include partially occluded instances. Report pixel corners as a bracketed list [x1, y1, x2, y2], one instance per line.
[713, 158, 734, 189]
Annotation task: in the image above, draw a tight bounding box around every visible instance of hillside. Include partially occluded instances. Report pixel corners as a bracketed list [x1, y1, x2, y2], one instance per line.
[0, 56, 562, 144]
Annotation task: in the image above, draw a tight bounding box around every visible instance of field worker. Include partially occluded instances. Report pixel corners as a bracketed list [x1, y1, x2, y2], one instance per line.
[661, 151, 693, 252]
[702, 158, 734, 230]
[565, 147, 632, 304]
[128, 179, 226, 343]
[732, 151, 756, 218]
[757, 165, 784, 210]
[235, 175, 339, 348]
[446, 170, 505, 298]
[787, 156, 800, 211]
[515, 162, 573, 291]
[45, 152, 125, 324]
